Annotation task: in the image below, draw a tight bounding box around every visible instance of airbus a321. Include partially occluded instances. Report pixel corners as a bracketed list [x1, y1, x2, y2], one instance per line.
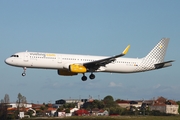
[5, 38, 174, 81]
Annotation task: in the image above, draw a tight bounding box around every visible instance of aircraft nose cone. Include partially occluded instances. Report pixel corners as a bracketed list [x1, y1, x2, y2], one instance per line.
[5, 58, 11, 65]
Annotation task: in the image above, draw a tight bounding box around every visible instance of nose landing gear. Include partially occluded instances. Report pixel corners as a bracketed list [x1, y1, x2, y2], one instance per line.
[22, 67, 26, 76]
[22, 73, 26, 76]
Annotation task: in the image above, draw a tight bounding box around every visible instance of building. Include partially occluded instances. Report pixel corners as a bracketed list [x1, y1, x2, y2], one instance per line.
[74, 109, 89, 116]
[8, 103, 32, 108]
[116, 100, 130, 109]
[130, 100, 143, 109]
[150, 96, 179, 115]
[55, 99, 88, 109]
[117, 100, 145, 110]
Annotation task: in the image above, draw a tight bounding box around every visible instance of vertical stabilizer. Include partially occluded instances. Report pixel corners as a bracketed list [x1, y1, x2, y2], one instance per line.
[144, 38, 170, 63]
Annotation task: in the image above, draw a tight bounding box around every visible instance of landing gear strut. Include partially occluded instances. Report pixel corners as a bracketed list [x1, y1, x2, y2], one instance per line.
[81, 73, 96, 81]
[22, 67, 26, 76]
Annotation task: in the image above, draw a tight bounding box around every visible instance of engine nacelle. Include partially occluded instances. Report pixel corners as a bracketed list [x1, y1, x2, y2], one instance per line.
[57, 69, 78, 76]
[69, 64, 87, 73]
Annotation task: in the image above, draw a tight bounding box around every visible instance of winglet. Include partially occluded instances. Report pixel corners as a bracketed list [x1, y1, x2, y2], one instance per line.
[122, 45, 130, 55]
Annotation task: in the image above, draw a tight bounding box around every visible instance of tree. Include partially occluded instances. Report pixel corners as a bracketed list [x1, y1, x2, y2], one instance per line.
[16, 93, 27, 107]
[104, 95, 114, 102]
[1, 99, 4, 103]
[97, 100, 105, 109]
[57, 106, 64, 112]
[38, 103, 49, 117]
[83, 100, 105, 110]
[65, 108, 70, 113]
[91, 100, 105, 109]
[40, 105, 47, 116]
[15, 93, 27, 118]
[0, 94, 10, 119]
[63, 103, 76, 108]
[0, 103, 7, 119]
[115, 99, 121, 103]
[103, 95, 118, 108]
[4, 94, 10, 103]
[176, 101, 180, 114]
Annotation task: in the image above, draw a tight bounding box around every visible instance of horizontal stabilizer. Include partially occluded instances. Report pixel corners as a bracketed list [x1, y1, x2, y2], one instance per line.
[154, 60, 174, 69]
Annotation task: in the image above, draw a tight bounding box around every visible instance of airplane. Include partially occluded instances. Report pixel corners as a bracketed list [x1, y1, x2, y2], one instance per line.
[5, 38, 174, 81]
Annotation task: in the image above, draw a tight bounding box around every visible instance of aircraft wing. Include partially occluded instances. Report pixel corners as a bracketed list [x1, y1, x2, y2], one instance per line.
[83, 45, 130, 71]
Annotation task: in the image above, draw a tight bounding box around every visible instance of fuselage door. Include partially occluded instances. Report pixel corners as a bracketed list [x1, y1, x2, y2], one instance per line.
[24, 52, 29, 62]
[58, 55, 62, 63]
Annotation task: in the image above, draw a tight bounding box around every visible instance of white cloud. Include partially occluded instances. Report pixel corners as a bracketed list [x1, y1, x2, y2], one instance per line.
[109, 82, 122, 87]
[153, 84, 161, 89]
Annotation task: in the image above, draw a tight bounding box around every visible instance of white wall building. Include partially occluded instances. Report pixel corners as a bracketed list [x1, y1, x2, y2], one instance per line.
[8, 103, 32, 108]
[150, 97, 179, 115]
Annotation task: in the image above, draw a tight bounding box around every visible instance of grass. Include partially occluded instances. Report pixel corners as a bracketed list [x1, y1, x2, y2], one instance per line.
[23, 115, 180, 120]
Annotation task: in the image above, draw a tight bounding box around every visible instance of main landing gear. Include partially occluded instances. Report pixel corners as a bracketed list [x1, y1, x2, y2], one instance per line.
[81, 73, 95, 81]
[22, 67, 26, 76]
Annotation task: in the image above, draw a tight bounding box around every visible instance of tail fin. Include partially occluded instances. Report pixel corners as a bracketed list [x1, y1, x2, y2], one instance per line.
[143, 38, 170, 63]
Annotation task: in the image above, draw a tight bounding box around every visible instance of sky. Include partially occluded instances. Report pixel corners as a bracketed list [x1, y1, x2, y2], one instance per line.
[1, 0, 180, 103]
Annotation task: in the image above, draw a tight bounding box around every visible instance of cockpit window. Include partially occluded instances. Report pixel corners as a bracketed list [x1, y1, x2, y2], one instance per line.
[11, 55, 19, 57]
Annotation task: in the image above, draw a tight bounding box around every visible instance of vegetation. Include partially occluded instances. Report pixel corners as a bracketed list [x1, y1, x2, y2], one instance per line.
[176, 101, 180, 114]
[31, 95, 180, 117]
[22, 116, 180, 120]
[0, 93, 28, 119]
[0, 94, 10, 119]
[0, 103, 8, 119]
[0, 94, 180, 119]
[83, 99, 105, 110]
[63, 103, 76, 109]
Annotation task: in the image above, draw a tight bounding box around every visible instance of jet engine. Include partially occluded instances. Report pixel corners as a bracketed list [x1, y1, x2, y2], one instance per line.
[69, 64, 87, 73]
[57, 69, 78, 76]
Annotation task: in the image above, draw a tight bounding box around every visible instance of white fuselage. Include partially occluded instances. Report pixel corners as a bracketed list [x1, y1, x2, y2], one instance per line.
[5, 52, 144, 73]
